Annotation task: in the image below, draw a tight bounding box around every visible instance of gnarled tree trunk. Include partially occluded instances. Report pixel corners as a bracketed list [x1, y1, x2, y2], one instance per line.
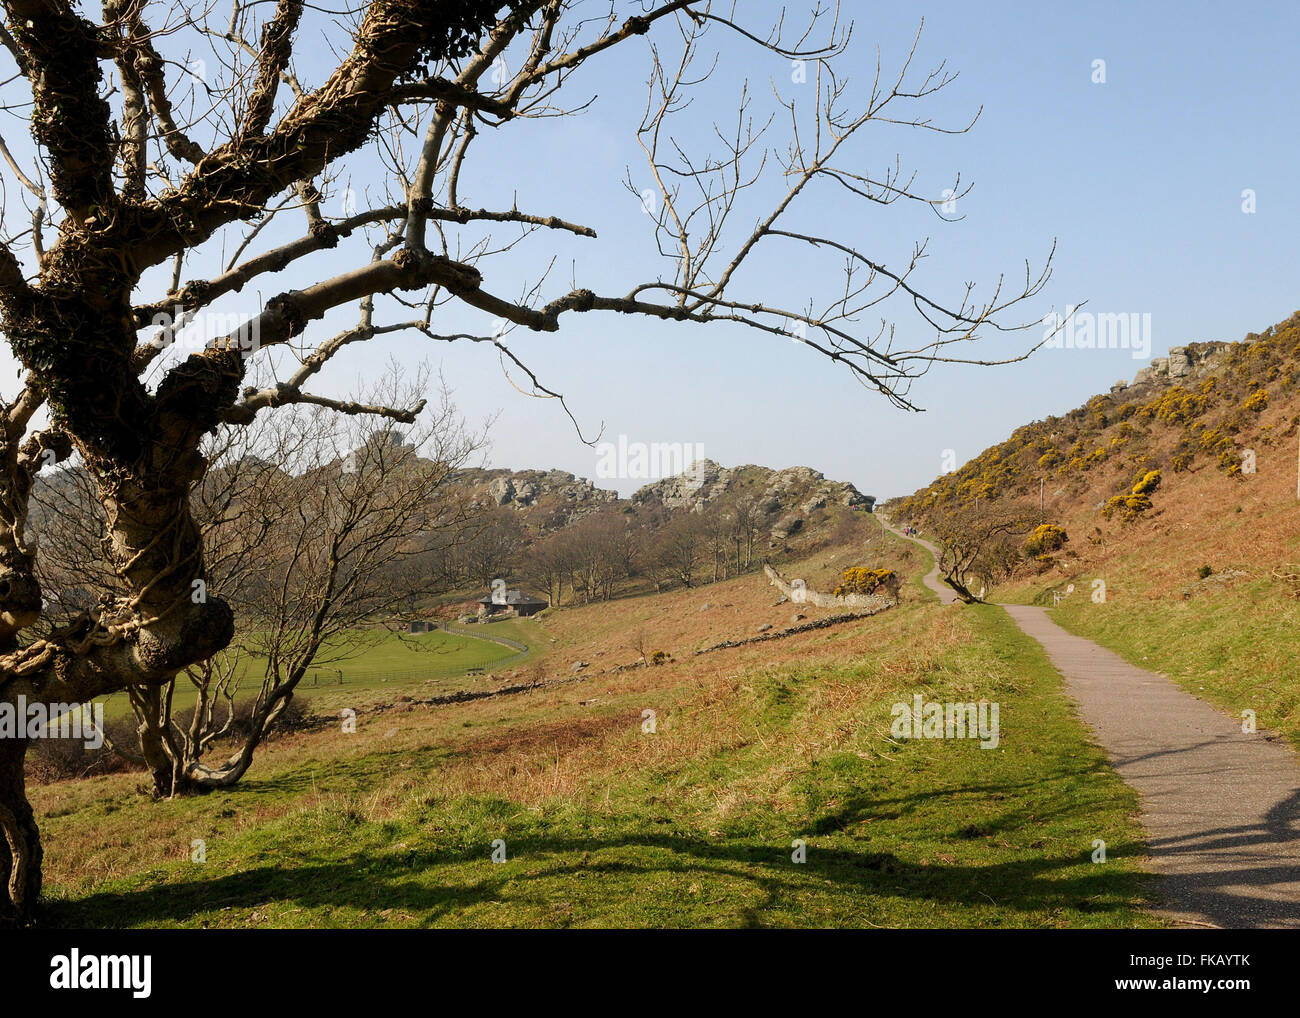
[0, 737, 41, 928]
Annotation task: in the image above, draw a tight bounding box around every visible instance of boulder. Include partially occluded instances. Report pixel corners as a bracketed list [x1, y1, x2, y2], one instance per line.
[489, 477, 515, 505]
[771, 515, 803, 540]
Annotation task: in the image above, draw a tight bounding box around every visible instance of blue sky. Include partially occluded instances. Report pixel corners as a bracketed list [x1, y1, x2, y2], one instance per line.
[392, 0, 1300, 499]
[5, 0, 1298, 499]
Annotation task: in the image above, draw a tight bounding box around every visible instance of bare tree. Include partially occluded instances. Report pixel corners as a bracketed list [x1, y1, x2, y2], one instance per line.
[934, 503, 1036, 603]
[0, 1, 1055, 924]
[659, 512, 705, 589]
[701, 504, 732, 583]
[458, 508, 527, 591]
[633, 507, 675, 594]
[35, 373, 484, 796]
[732, 494, 763, 572]
[567, 509, 634, 602]
[526, 529, 572, 607]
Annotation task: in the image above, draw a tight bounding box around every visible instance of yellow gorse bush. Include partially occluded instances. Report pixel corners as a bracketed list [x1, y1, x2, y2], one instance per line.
[1025, 523, 1068, 556]
[832, 567, 897, 597]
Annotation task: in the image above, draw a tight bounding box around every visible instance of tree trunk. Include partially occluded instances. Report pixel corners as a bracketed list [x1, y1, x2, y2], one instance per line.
[135, 686, 179, 797]
[943, 574, 983, 604]
[0, 737, 40, 927]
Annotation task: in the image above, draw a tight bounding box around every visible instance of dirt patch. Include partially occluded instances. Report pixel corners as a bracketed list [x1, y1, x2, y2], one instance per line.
[451, 711, 640, 759]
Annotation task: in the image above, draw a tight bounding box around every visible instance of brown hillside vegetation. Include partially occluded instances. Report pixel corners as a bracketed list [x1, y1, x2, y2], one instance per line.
[897, 311, 1300, 524]
[891, 310, 1300, 746]
[892, 310, 1300, 580]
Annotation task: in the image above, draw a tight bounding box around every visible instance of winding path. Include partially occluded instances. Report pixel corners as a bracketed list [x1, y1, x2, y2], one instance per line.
[880, 514, 1300, 929]
[877, 516, 957, 604]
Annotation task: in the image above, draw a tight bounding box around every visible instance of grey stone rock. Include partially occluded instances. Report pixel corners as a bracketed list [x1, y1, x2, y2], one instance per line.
[1168, 346, 1192, 380]
[771, 515, 803, 540]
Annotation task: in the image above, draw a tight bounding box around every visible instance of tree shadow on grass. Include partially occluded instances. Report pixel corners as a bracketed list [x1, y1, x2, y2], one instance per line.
[43, 821, 1155, 929]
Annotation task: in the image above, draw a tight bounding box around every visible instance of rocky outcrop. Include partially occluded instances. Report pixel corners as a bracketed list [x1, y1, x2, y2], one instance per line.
[461, 468, 617, 512]
[770, 515, 803, 541]
[641, 458, 727, 509]
[633, 460, 873, 535]
[1111, 341, 1229, 398]
[456, 459, 875, 543]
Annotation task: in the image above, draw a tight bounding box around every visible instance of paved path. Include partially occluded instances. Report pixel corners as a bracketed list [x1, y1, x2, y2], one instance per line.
[1003, 606, 1300, 928]
[876, 516, 958, 604]
[882, 515, 1300, 928]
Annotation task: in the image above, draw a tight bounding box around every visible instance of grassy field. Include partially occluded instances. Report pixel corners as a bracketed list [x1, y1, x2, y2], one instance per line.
[34, 551, 1161, 928]
[92, 621, 548, 721]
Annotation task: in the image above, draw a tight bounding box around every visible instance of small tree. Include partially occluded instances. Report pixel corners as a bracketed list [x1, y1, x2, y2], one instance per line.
[36, 372, 485, 795]
[935, 504, 1037, 602]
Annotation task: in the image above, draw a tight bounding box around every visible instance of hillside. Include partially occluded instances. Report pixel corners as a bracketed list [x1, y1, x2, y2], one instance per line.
[32, 529, 1158, 929]
[888, 308, 1300, 748]
[894, 311, 1300, 527]
[890, 310, 1300, 562]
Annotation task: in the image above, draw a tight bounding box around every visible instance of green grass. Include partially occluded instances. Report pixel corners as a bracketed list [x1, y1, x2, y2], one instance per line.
[94, 623, 546, 721]
[39, 600, 1161, 929]
[871, 514, 938, 603]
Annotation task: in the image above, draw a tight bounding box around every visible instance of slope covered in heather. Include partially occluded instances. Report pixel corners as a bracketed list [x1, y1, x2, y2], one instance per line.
[890, 310, 1300, 748]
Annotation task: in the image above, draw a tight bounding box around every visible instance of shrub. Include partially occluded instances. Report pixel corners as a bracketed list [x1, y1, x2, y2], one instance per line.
[832, 567, 898, 597]
[1197, 565, 1213, 579]
[1025, 523, 1068, 556]
[1143, 387, 1209, 425]
[1100, 493, 1152, 523]
[1243, 389, 1269, 413]
[1131, 469, 1161, 496]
